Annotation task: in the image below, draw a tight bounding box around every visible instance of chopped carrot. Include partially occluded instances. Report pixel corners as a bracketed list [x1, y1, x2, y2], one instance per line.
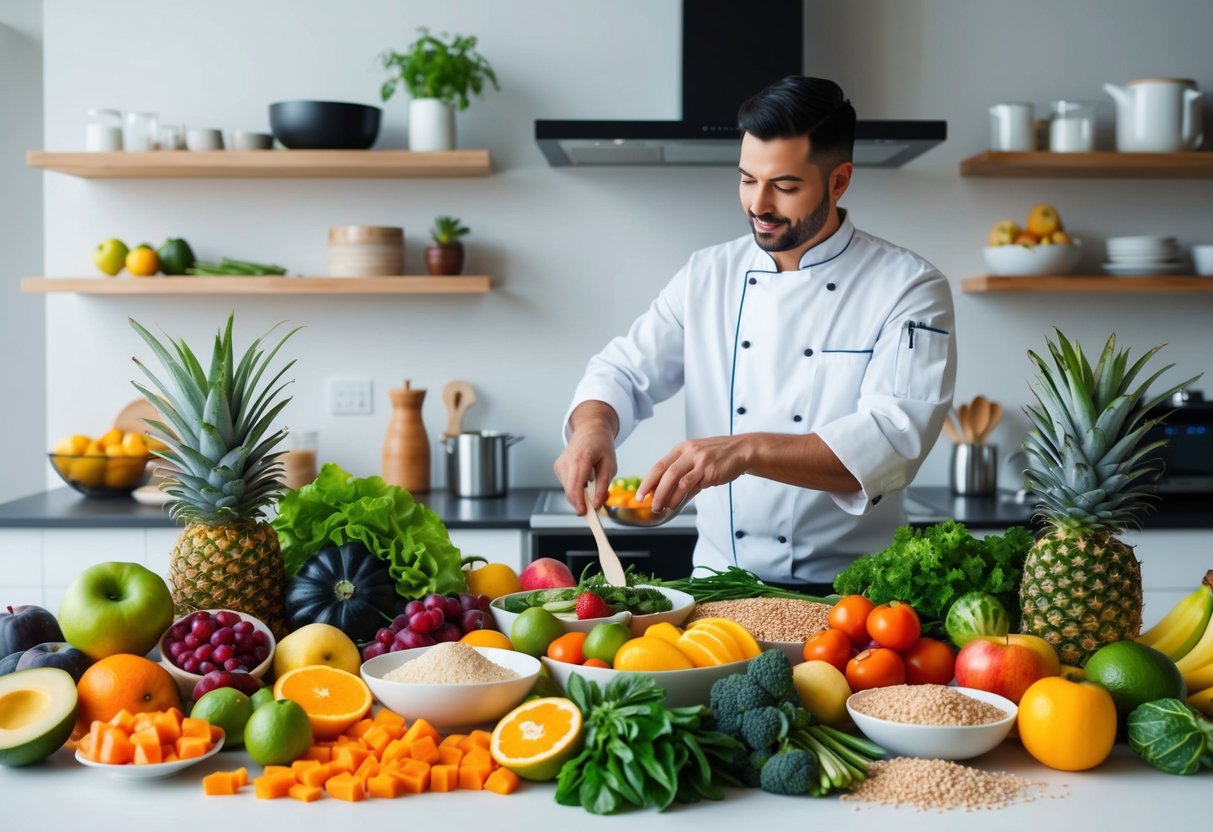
[324, 772, 366, 802]
[430, 764, 460, 792]
[484, 767, 520, 795]
[288, 783, 324, 803]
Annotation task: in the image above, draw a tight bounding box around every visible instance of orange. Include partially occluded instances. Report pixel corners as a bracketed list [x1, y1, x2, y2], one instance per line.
[272, 664, 372, 741]
[1017, 675, 1117, 771]
[463, 561, 521, 600]
[75, 653, 181, 737]
[125, 245, 159, 277]
[460, 629, 513, 650]
[489, 697, 583, 781]
[611, 636, 693, 672]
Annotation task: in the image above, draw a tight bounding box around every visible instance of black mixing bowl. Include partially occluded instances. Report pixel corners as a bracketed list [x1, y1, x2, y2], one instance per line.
[268, 100, 382, 150]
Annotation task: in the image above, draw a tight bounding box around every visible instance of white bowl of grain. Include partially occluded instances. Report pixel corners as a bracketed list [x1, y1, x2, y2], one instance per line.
[360, 642, 540, 729]
[846, 685, 1016, 761]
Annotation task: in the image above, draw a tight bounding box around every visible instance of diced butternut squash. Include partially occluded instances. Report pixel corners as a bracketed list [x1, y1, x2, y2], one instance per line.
[263, 765, 293, 777]
[389, 758, 431, 794]
[462, 746, 493, 770]
[176, 735, 210, 760]
[302, 744, 332, 762]
[254, 771, 296, 800]
[366, 773, 405, 799]
[209, 724, 224, 744]
[354, 757, 381, 785]
[380, 737, 411, 765]
[440, 733, 468, 749]
[107, 709, 136, 732]
[332, 746, 371, 773]
[202, 771, 240, 796]
[159, 743, 175, 762]
[459, 764, 491, 791]
[431, 764, 460, 792]
[291, 759, 321, 778]
[347, 719, 376, 739]
[484, 767, 521, 795]
[180, 717, 211, 741]
[324, 772, 366, 802]
[299, 763, 332, 788]
[409, 735, 440, 765]
[132, 741, 162, 766]
[151, 710, 182, 744]
[288, 783, 324, 803]
[98, 727, 134, 765]
[131, 713, 154, 734]
[436, 745, 463, 767]
[373, 709, 406, 728]
[362, 725, 392, 754]
[402, 718, 440, 746]
[232, 767, 249, 787]
[466, 729, 492, 751]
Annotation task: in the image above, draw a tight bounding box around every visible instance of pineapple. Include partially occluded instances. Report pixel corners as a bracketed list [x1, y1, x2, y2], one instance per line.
[130, 314, 299, 637]
[1019, 330, 1198, 665]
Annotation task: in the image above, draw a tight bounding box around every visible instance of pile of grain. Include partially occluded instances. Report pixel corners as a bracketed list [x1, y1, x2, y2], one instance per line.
[841, 758, 1063, 812]
[383, 642, 519, 685]
[850, 684, 1010, 726]
[686, 598, 830, 642]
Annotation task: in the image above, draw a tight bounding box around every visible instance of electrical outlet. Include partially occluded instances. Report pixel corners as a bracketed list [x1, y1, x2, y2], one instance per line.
[329, 378, 373, 415]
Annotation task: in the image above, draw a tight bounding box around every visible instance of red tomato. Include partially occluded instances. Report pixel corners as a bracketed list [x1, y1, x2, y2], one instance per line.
[866, 601, 922, 651]
[582, 657, 610, 668]
[845, 648, 906, 691]
[902, 637, 956, 685]
[828, 595, 876, 647]
[546, 631, 587, 665]
[802, 628, 854, 672]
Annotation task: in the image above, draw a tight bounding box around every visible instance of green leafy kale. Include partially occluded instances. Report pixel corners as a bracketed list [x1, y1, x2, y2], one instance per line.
[833, 521, 1031, 629]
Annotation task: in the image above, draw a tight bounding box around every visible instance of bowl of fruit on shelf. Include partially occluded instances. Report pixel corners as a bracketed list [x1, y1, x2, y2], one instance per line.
[983, 204, 1082, 277]
[48, 428, 160, 498]
[157, 609, 275, 701]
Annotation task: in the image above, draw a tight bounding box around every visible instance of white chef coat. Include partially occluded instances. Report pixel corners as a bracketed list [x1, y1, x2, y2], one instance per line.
[565, 210, 956, 584]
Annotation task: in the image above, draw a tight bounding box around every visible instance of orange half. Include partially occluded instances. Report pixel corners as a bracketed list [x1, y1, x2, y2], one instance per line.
[272, 664, 372, 740]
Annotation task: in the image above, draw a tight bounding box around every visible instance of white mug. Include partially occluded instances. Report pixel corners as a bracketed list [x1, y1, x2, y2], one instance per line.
[186, 128, 224, 151]
[989, 103, 1034, 152]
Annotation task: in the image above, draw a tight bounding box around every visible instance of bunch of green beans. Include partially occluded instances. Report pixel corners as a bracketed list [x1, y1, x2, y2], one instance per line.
[654, 566, 836, 604]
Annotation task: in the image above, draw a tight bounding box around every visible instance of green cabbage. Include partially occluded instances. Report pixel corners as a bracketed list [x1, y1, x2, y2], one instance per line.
[1127, 698, 1213, 776]
[273, 463, 467, 600]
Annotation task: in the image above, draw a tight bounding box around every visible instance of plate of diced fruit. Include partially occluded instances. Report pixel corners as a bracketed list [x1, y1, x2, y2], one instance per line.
[75, 708, 225, 779]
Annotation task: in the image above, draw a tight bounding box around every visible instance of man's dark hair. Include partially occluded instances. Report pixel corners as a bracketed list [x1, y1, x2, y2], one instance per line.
[737, 76, 856, 171]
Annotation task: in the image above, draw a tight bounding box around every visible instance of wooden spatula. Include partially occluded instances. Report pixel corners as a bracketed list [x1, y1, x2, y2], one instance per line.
[942, 411, 963, 444]
[442, 380, 477, 439]
[970, 395, 991, 445]
[583, 481, 628, 587]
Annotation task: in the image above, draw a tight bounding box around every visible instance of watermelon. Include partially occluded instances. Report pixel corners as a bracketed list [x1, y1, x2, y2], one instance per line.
[945, 591, 1010, 647]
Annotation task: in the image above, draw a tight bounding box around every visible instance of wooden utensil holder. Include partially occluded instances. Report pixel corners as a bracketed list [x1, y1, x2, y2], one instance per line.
[382, 379, 430, 492]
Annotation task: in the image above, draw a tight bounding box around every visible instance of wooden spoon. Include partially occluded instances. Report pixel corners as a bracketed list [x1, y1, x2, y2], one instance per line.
[957, 403, 976, 444]
[582, 481, 628, 587]
[981, 401, 1004, 444]
[942, 411, 963, 444]
[969, 395, 991, 445]
[441, 380, 477, 439]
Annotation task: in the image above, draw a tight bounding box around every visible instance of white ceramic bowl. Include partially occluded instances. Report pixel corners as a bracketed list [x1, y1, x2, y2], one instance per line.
[625, 587, 696, 636]
[156, 609, 276, 701]
[983, 242, 1081, 276]
[845, 686, 1017, 760]
[489, 590, 632, 636]
[541, 655, 749, 708]
[75, 729, 224, 779]
[360, 646, 539, 729]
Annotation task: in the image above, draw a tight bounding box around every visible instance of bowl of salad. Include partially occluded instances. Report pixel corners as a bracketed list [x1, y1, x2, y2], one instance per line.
[489, 582, 693, 637]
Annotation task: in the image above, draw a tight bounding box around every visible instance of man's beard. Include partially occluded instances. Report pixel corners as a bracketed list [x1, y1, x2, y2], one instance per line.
[748, 190, 832, 253]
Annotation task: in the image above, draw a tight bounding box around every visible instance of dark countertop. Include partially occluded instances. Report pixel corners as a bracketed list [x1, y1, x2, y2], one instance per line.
[0, 485, 1208, 531]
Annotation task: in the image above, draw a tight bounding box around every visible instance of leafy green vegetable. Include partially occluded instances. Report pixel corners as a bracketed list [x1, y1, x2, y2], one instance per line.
[833, 521, 1031, 630]
[555, 673, 744, 814]
[1127, 698, 1213, 775]
[272, 463, 466, 600]
[655, 566, 835, 604]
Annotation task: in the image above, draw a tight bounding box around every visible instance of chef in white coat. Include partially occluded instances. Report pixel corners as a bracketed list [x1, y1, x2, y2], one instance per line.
[554, 76, 956, 591]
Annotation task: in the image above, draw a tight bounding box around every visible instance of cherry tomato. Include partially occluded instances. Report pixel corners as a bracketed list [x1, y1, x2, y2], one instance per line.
[866, 600, 921, 651]
[546, 631, 587, 665]
[802, 628, 854, 672]
[845, 647, 906, 691]
[902, 637, 956, 685]
[583, 657, 610, 668]
[828, 595, 876, 647]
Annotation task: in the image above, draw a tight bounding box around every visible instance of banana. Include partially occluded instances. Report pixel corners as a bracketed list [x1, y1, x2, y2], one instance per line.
[1186, 683, 1213, 717]
[1137, 571, 1213, 660]
[1177, 615, 1213, 675]
[1182, 659, 1213, 694]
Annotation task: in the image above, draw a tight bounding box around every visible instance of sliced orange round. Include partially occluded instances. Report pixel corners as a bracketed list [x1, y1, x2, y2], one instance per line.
[272, 664, 372, 741]
[489, 696, 583, 781]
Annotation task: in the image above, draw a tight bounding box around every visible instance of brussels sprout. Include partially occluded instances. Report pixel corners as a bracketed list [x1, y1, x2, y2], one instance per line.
[1127, 698, 1213, 776]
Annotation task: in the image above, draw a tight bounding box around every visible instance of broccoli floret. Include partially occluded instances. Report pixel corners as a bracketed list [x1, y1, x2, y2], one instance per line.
[709, 675, 742, 734]
[739, 748, 774, 788]
[748, 649, 795, 702]
[779, 699, 812, 731]
[759, 748, 818, 796]
[735, 675, 775, 712]
[740, 705, 789, 751]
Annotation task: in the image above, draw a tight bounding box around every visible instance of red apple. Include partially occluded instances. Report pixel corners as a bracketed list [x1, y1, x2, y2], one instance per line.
[955, 635, 1059, 703]
[518, 557, 576, 591]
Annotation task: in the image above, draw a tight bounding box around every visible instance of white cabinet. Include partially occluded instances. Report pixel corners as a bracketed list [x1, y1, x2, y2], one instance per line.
[448, 529, 527, 573]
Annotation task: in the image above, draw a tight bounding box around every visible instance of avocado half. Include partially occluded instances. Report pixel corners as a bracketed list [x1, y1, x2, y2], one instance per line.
[0, 667, 78, 766]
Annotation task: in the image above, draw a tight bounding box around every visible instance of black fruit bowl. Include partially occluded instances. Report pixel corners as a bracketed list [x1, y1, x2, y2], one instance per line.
[268, 100, 382, 150]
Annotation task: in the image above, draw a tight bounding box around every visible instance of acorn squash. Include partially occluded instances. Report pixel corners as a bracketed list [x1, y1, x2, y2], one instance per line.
[285, 542, 399, 642]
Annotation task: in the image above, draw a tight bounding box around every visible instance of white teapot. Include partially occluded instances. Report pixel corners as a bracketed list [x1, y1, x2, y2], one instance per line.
[1104, 78, 1203, 152]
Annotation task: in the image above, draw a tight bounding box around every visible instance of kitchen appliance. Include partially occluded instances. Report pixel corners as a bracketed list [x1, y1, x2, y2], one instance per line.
[445, 431, 523, 498]
[1104, 78, 1203, 152]
[1148, 390, 1213, 494]
[535, 0, 946, 168]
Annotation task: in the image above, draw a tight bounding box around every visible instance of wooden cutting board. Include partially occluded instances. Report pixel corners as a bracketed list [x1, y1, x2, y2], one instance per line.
[112, 398, 161, 434]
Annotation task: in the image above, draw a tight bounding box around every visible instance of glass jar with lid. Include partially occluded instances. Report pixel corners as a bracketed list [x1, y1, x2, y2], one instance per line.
[1049, 100, 1097, 152]
[85, 109, 123, 152]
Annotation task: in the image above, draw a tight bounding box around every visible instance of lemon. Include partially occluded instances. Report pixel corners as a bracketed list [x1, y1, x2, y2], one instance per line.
[510, 607, 565, 657]
[464, 561, 521, 600]
[612, 636, 694, 672]
[489, 697, 583, 781]
[125, 244, 160, 277]
[1083, 640, 1185, 720]
[792, 660, 852, 727]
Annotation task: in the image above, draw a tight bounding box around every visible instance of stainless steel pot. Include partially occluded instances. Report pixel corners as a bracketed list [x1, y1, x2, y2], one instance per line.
[445, 431, 524, 498]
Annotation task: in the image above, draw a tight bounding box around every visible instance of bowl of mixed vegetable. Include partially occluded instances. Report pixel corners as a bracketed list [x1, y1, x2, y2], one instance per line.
[489, 580, 694, 637]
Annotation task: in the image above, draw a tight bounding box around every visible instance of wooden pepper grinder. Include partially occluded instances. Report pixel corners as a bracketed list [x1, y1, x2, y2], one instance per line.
[382, 379, 430, 492]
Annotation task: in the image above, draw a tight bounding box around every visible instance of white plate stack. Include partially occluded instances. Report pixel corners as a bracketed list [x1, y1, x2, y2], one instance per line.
[1104, 235, 1187, 275]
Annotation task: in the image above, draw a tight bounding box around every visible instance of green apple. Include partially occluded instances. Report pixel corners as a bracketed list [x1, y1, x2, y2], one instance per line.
[58, 562, 174, 660]
[93, 238, 129, 276]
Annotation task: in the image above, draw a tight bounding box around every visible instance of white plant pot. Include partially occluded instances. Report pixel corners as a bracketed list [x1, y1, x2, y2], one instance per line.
[408, 98, 456, 151]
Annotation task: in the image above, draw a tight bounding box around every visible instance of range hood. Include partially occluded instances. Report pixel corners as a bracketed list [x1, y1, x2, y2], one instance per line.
[535, 0, 946, 168]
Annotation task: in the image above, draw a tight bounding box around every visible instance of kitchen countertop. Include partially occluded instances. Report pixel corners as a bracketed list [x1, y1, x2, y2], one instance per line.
[1, 741, 1204, 831]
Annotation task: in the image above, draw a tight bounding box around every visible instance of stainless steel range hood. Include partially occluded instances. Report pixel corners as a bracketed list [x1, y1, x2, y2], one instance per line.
[535, 0, 946, 168]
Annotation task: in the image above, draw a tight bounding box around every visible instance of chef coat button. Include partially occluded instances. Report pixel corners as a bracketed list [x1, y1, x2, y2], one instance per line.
[748, 277, 757, 285]
[741, 340, 751, 348]
[736, 406, 746, 415]
[777, 535, 787, 544]
[826, 282, 836, 291]
[793, 415, 803, 423]
[872, 495, 883, 505]
[803, 348, 814, 357]
[735, 530, 746, 539]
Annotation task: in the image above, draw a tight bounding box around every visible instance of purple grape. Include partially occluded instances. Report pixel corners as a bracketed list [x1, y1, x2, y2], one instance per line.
[375, 627, 395, 645]
[194, 643, 214, 662]
[191, 611, 212, 622]
[234, 633, 255, 653]
[252, 645, 270, 663]
[442, 596, 461, 619]
[231, 620, 254, 635]
[191, 619, 217, 641]
[251, 630, 269, 647]
[405, 600, 425, 617]
[181, 656, 200, 674]
[211, 626, 235, 646]
[167, 641, 188, 660]
[170, 622, 189, 640]
[423, 593, 447, 611]
[477, 594, 492, 612]
[433, 623, 461, 643]
[214, 610, 240, 628]
[409, 610, 436, 634]
[363, 641, 388, 661]
[391, 614, 411, 631]
[460, 610, 486, 632]
[222, 658, 242, 672]
[459, 593, 480, 612]
[428, 607, 446, 629]
[394, 629, 435, 650]
[212, 644, 234, 664]
[183, 633, 201, 649]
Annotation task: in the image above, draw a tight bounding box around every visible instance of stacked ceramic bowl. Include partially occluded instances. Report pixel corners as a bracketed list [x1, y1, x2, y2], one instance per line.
[1104, 235, 1187, 275]
[327, 225, 404, 277]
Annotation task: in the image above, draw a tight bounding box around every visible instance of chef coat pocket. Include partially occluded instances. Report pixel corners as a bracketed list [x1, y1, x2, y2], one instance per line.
[894, 320, 949, 402]
[812, 349, 873, 424]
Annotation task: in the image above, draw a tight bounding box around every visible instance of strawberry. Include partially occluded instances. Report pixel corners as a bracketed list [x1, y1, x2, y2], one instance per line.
[575, 592, 612, 620]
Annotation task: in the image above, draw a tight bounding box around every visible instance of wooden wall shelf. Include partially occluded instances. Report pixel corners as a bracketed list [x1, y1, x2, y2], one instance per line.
[26, 150, 492, 179]
[21, 276, 492, 295]
[962, 275, 1213, 293]
[958, 151, 1213, 179]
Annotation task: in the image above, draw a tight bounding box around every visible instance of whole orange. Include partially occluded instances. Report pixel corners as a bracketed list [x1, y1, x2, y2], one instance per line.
[75, 653, 181, 736]
[1017, 675, 1117, 771]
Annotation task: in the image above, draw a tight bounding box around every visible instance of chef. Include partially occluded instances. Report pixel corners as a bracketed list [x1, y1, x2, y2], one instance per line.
[554, 76, 956, 592]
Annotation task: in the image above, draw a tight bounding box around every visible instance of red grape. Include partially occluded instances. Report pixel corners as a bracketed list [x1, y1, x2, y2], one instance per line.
[433, 623, 461, 643]
[461, 610, 485, 632]
[231, 620, 254, 636]
[404, 600, 425, 618]
[391, 614, 411, 631]
[409, 611, 436, 634]
[375, 627, 395, 645]
[214, 611, 240, 628]
[394, 629, 435, 650]
[362, 641, 388, 661]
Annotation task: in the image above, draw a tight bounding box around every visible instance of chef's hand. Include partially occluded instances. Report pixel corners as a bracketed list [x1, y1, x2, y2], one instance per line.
[639, 434, 754, 513]
[554, 401, 620, 515]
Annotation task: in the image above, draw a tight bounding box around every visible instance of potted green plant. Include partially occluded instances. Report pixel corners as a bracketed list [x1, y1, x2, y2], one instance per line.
[425, 216, 470, 275]
[380, 28, 499, 152]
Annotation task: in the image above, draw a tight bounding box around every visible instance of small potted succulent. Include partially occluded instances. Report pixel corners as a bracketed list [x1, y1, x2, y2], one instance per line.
[425, 216, 470, 275]
[380, 28, 499, 152]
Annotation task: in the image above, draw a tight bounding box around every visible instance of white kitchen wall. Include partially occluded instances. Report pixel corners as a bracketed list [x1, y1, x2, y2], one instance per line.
[0, 0, 45, 502]
[24, 0, 1213, 498]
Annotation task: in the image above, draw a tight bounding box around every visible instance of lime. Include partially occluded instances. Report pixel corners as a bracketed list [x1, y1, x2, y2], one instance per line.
[489, 697, 584, 781]
[1083, 640, 1185, 720]
[190, 688, 253, 749]
[582, 621, 632, 665]
[242, 699, 313, 765]
[249, 687, 276, 710]
[510, 607, 566, 657]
